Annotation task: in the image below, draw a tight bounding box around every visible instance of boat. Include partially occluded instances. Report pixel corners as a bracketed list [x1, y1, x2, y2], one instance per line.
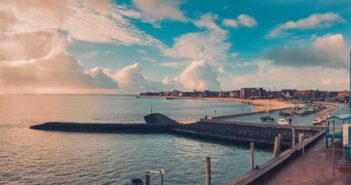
[260, 115, 275, 122]
[312, 118, 322, 125]
[279, 111, 294, 117]
[319, 116, 327, 122]
[277, 118, 289, 125]
[166, 97, 175, 100]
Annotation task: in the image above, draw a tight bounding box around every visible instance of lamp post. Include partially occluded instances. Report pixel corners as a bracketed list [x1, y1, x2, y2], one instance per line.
[147, 169, 165, 185]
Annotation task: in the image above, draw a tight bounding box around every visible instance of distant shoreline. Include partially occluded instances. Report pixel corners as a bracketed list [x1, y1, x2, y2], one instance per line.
[138, 95, 296, 112]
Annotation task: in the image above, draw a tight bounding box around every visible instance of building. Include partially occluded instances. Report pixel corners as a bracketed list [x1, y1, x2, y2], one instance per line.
[338, 91, 350, 98]
[240, 88, 258, 99]
[229, 90, 240, 98]
[271, 91, 284, 99]
[294, 90, 315, 99]
[257, 88, 267, 98]
[170, 90, 180, 96]
[219, 91, 230, 97]
[281, 89, 297, 99]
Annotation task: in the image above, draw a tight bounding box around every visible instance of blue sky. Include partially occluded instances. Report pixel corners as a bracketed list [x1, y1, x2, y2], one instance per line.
[0, 0, 350, 93]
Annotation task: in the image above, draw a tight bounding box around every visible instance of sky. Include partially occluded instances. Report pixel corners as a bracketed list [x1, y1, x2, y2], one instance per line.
[0, 0, 350, 94]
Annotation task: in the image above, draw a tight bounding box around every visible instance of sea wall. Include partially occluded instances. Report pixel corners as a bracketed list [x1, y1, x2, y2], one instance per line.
[31, 120, 321, 149]
[173, 120, 320, 148]
[30, 122, 171, 133]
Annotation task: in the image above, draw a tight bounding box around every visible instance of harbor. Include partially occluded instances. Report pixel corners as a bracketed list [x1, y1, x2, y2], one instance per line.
[29, 98, 350, 185]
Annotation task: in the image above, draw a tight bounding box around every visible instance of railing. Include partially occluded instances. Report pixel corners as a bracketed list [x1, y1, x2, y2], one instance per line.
[338, 160, 351, 168]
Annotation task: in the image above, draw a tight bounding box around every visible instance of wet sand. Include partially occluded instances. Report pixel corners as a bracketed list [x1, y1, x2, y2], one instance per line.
[262, 139, 351, 185]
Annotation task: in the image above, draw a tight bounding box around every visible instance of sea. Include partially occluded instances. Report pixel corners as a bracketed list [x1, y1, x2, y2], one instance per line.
[0, 94, 275, 185]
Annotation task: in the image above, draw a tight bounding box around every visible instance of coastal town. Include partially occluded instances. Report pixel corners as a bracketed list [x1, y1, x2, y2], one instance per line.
[140, 88, 350, 103]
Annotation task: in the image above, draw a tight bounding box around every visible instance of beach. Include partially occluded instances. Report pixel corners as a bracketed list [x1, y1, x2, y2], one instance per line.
[141, 96, 296, 112]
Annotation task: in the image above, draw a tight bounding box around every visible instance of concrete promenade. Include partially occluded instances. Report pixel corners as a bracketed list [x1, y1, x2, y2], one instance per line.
[262, 139, 351, 185]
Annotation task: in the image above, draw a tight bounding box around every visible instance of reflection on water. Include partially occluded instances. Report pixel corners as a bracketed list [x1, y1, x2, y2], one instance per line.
[0, 95, 269, 185]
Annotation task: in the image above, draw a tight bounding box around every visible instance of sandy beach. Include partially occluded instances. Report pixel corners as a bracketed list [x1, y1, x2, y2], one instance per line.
[140, 96, 296, 112]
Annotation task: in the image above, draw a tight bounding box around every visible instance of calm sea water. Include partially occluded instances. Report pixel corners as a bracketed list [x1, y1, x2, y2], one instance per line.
[0, 95, 270, 185]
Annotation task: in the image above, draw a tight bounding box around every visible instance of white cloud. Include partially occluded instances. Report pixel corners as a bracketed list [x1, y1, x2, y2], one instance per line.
[113, 63, 147, 90]
[265, 34, 349, 69]
[222, 19, 238, 28]
[132, 0, 187, 23]
[113, 63, 168, 92]
[163, 31, 230, 64]
[222, 14, 257, 28]
[237, 14, 257, 27]
[0, 31, 118, 93]
[268, 12, 344, 38]
[160, 62, 184, 68]
[222, 64, 349, 91]
[0, 0, 171, 93]
[194, 13, 225, 34]
[175, 60, 220, 90]
[162, 76, 177, 87]
[0, 0, 163, 46]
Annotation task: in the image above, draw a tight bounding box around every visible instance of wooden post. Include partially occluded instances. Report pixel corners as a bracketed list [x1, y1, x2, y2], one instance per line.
[250, 142, 255, 170]
[272, 136, 280, 158]
[145, 173, 150, 185]
[278, 134, 282, 155]
[299, 134, 305, 156]
[291, 127, 295, 147]
[205, 157, 211, 185]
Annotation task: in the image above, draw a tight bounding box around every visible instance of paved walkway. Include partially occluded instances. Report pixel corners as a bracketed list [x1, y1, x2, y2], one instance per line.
[262, 139, 351, 185]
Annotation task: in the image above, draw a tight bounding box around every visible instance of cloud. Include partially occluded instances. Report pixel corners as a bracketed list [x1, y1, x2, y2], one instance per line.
[163, 31, 230, 64]
[159, 62, 184, 68]
[0, 31, 118, 93]
[222, 19, 238, 28]
[237, 14, 257, 27]
[268, 12, 344, 38]
[265, 34, 349, 69]
[113, 63, 168, 92]
[132, 0, 187, 23]
[175, 60, 220, 90]
[222, 64, 349, 91]
[0, 0, 162, 46]
[231, 53, 239, 59]
[194, 13, 225, 34]
[222, 14, 257, 28]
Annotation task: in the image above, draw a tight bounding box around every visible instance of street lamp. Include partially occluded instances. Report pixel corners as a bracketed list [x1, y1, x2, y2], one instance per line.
[146, 169, 165, 185]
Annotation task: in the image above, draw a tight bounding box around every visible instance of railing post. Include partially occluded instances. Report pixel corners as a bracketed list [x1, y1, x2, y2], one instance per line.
[145, 173, 150, 185]
[205, 157, 211, 185]
[278, 134, 282, 155]
[291, 127, 295, 147]
[272, 136, 280, 158]
[250, 142, 255, 170]
[299, 134, 305, 156]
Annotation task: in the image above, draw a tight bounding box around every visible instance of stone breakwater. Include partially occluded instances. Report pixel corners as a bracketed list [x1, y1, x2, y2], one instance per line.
[172, 120, 320, 149]
[31, 117, 321, 149]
